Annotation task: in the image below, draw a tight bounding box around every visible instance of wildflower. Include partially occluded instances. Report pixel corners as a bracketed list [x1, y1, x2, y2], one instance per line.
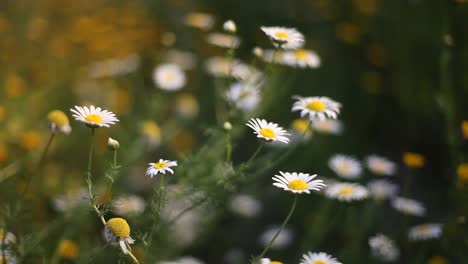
[367, 179, 398, 201]
[183, 12, 214, 30]
[366, 155, 397, 176]
[206, 32, 240, 48]
[246, 118, 289, 144]
[175, 94, 199, 118]
[368, 234, 400, 262]
[153, 64, 186, 91]
[58, 240, 79, 260]
[273, 171, 325, 194]
[223, 122, 232, 130]
[223, 20, 237, 33]
[47, 110, 71, 134]
[52, 188, 87, 212]
[312, 119, 343, 135]
[160, 256, 205, 264]
[462, 121, 468, 139]
[70, 105, 119, 128]
[229, 194, 262, 218]
[140, 120, 161, 147]
[402, 152, 425, 168]
[107, 137, 119, 151]
[252, 47, 263, 57]
[290, 119, 312, 139]
[292, 96, 341, 120]
[299, 252, 342, 264]
[226, 82, 261, 112]
[328, 154, 362, 179]
[409, 224, 443, 241]
[282, 49, 321, 68]
[391, 197, 426, 216]
[146, 159, 178, 177]
[112, 195, 146, 216]
[259, 226, 293, 249]
[260, 26, 304, 49]
[20, 131, 41, 150]
[165, 49, 197, 70]
[457, 163, 468, 183]
[260, 258, 284, 264]
[325, 182, 369, 202]
[105, 218, 135, 255]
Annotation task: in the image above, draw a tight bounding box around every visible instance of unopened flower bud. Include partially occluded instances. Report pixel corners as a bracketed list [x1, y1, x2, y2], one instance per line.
[223, 20, 237, 33]
[253, 47, 263, 57]
[224, 121, 232, 130]
[107, 137, 120, 151]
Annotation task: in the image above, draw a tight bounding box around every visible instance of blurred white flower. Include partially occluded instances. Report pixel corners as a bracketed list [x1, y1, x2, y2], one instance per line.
[226, 82, 261, 112]
[112, 195, 146, 216]
[164, 49, 197, 70]
[183, 12, 214, 30]
[292, 96, 341, 121]
[391, 197, 426, 217]
[299, 252, 342, 264]
[312, 119, 343, 135]
[409, 224, 443, 241]
[261, 26, 304, 49]
[229, 194, 262, 218]
[366, 155, 397, 176]
[328, 154, 362, 179]
[223, 20, 237, 33]
[282, 49, 320, 68]
[259, 226, 293, 249]
[88, 54, 140, 78]
[325, 182, 369, 202]
[52, 188, 87, 212]
[367, 179, 398, 201]
[206, 32, 240, 48]
[369, 233, 400, 262]
[153, 64, 186, 91]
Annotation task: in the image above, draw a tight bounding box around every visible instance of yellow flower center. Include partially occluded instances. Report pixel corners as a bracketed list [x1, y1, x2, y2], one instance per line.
[47, 110, 69, 126]
[338, 163, 351, 174]
[418, 225, 430, 234]
[163, 71, 175, 82]
[313, 261, 326, 264]
[271, 262, 284, 264]
[259, 128, 276, 139]
[339, 186, 354, 196]
[275, 31, 289, 39]
[107, 217, 131, 238]
[85, 114, 103, 124]
[292, 119, 310, 134]
[58, 240, 79, 259]
[288, 179, 308, 190]
[307, 100, 326, 112]
[154, 161, 167, 169]
[295, 50, 308, 60]
[457, 163, 468, 182]
[402, 152, 425, 168]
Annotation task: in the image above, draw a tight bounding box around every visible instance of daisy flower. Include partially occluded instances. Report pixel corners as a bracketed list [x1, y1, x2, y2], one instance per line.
[223, 20, 237, 33]
[259, 226, 293, 249]
[206, 32, 240, 48]
[164, 49, 197, 70]
[146, 159, 177, 177]
[366, 155, 397, 176]
[229, 194, 262, 218]
[292, 96, 341, 120]
[246, 118, 290, 144]
[58, 240, 79, 260]
[312, 119, 343, 135]
[47, 110, 72, 134]
[402, 152, 425, 168]
[282, 49, 321, 68]
[112, 195, 146, 216]
[183, 12, 214, 31]
[226, 82, 261, 112]
[153, 64, 186, 91]
[70, 105, 119, 128]
[260, 26, 304, 49]
[409, 224, 443, 241]
[367, 179, 398, 201]
[260, 258, 284, 264]
[328, 154, 362, 179]
[104, 218, 135, 255]
[272, 171, 325, 194]
[299, 252, 342, 264]
[325, 182, 369, 202]
[289, 119, 313, 141]
[391, 197, 426, 217]
[369, 233, 400, 262]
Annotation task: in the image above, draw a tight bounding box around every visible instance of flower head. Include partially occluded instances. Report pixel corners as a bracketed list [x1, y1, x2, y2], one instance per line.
[312, 119, 343, 135]
[226, 82, 261, 112]
[70, 105, 119, 128]
[292, 96, 341, 120]
[140, 120, 161, 147]
[47, 110, 71, 134]
[260, 258, 284, 264]
[391, 197, 426, 216]
[146, 159, 178, 177]
[183, 12, 214, 30]
[369, 234, 400, 262]
[107, 137, 119, 151]
[261, 26, 304, 49]
[409, 224, 443, 241]
[112, 195, 146, 216]
[325, 182, 369, 202]
[206, 33, 240, 48]
[259, 226, 293, 249]
[299, 252, 342, 264]
[229, 194, 262, 218]
[105, 218, 135, 255]
[223, 20, 237, 33]
[273, 171, 325, 194]
[328, 154, 362, 179]
[58, 240, 79, 260]
[153, 64, 186, 91]
[366, 155, 397, 176]
[402, 152, 425, 168]
[247, 118, 290, 144]
[282, 49, 321, 68]
[367, 179, 398, 201]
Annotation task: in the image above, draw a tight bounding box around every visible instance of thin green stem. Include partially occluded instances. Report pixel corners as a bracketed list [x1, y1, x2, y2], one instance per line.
[225, 131, 232, 163]
[244, 142, 265, 168]
[128, 251, 140, 264]
[144, 175, 166, 257]
[253, 195, 298, 263]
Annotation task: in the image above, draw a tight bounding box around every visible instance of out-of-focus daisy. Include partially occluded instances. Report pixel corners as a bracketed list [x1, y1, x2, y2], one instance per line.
[205, 56, 236, 77]
[402, 152, 425, 168]
[366, 155, 397, 176]
[259, 226, 293, 249]
[290, 119, 313, 140]
[457, 163, 468, 183]
[140, 120, 161, 148]
[299, 252, 342, 264]
[253, 47, 263, 58]
[58, 240, 79, 260]
[112, 195, 146, 216]
[175, 94, 199, 118]
[223, 20, 237, 33]
[273, 171, 325, 194]
[260, 258, 284, 264]
[391, 197, 426, 217]
[105, 218, 135, 255]
[146, 159, 178, 177]
[183, 12, 214, 30]
[367, 179, 398, 201]
[408, 224, 443, 241]
[325, 182, 369, 202]
[206, 32, 240, 48]
[247, 118, 290, 144]
[52, 188, 87, 212]
[0, 253, 17, 264]
[328, 154, 362, 179]
[312, 119, 343, 135]
[261, 49, 285, 64]
[229, 194, 262, 218]
[47, 110, 72, 134]
[226, 82, 261, 112]
[369, 234, 400, 262]
[292, 96, 341, 120]
[160, 256, 205, 264]
[282, 49, 321, 68]
[70, 105, 119, 128]
[153, 64, 186, 91]
[165, 49, 197, 70]
[260, 26, 304, 49]
[161, 32, 176, 46]
[88, 54, 140, 78]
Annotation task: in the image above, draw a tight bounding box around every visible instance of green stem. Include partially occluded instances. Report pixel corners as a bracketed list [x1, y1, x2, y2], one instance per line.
[128, 251, 140, 264]
[225, 131, 232, 163]
[85, 129, 106, 225]
[145, 175, 165, 256]
[244, 142, 265, 168]
[253, 195, 298, 263]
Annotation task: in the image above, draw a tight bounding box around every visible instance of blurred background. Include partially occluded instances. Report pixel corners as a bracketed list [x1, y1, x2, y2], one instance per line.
[1, 0, 468, 263]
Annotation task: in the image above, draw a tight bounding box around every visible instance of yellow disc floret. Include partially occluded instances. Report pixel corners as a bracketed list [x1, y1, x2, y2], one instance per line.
[85, 114, 103, 124]
[59, 240, 79, 259]
[288, 179, 308, 191]
[271, 262, 284, 264]
[402, 152, 425, 168]
[107, 218, 131, 238]
[307, 100, 326, 112]
[314, 261, 326, 264]
[259, 128, 276, 139]
[275, 31, 289, 39]
[338, 186, 354, 196]
[47, 110, 69, 126]
[154, 161, 167, 169]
